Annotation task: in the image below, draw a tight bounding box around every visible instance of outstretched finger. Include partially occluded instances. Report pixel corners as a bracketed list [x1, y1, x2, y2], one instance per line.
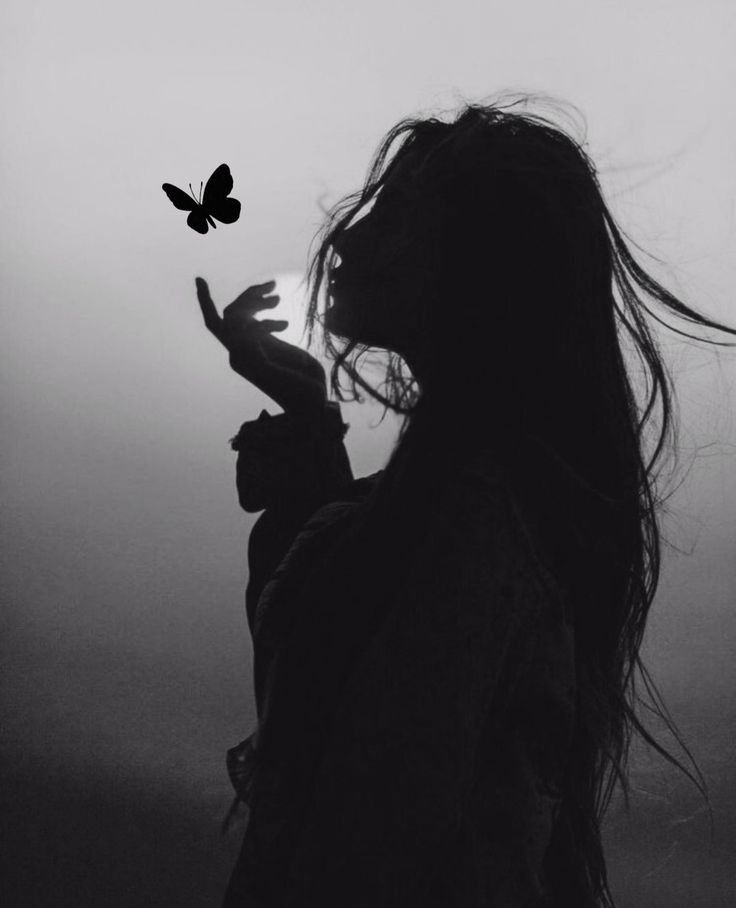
[195, 277, 224, 338]
[232, 279, 278, 311]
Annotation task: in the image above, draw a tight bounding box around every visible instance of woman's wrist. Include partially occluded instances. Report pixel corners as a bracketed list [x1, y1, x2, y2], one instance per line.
[282, 395, 330, 422]
[281, 397, 341, 433]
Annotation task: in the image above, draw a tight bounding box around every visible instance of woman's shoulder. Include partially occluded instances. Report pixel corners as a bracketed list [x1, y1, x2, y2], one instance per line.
[293, 469, 384, 538]
[334, 469, 385, 503]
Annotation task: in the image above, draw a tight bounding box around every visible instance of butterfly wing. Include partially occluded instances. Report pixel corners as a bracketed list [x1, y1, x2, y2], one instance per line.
[187, 208, 210, 234]
[162, 183, 197, 211]
[209, 197, 241, 224]
[203, 164, 241, 224]
[203, 163, 233, 200]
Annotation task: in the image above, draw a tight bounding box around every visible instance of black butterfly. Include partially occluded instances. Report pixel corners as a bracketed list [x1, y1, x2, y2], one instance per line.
[162, 163, 241, 234]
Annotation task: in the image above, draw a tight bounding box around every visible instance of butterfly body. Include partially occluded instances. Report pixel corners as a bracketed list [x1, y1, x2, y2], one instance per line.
[162, 163, 241, 234]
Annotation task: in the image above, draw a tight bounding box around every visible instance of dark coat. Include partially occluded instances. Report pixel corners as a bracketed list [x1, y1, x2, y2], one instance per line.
[222, 403, 576, 907]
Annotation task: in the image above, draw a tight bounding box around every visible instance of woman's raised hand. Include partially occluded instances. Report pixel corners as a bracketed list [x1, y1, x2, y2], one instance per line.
[195, 277, 328, 416]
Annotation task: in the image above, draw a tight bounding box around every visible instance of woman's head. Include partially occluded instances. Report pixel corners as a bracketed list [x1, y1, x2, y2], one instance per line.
[304, 90, 736, 906]
[306, 94, 618, 434]
[322, 149, 429, 363]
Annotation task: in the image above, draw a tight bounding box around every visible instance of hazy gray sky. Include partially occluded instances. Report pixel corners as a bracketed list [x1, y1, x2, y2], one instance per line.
[2, 1, 735, 904]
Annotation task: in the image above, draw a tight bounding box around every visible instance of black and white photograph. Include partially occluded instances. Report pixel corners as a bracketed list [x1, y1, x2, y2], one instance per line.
[2, 1, 735, 905]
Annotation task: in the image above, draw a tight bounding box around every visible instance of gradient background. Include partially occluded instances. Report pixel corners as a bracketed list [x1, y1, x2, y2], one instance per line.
[2, 1, 735, 905]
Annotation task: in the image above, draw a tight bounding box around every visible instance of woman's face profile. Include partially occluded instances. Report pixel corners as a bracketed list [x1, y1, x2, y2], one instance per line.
[324, 151, 427, 359]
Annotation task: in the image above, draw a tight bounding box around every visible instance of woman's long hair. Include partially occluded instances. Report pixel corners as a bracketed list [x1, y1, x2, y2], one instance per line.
[300, 90, 736, 905]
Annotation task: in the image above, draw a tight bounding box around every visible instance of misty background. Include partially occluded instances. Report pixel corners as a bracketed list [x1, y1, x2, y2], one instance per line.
[1, 1, 735, 905]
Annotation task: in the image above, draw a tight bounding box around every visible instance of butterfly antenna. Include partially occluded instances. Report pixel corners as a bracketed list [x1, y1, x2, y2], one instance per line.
[199, 181, 203, 204]
[189, 182, 197, 202]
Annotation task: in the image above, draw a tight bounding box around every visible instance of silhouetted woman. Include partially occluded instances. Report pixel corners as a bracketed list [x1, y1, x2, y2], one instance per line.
[196, 92, 736, 907]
